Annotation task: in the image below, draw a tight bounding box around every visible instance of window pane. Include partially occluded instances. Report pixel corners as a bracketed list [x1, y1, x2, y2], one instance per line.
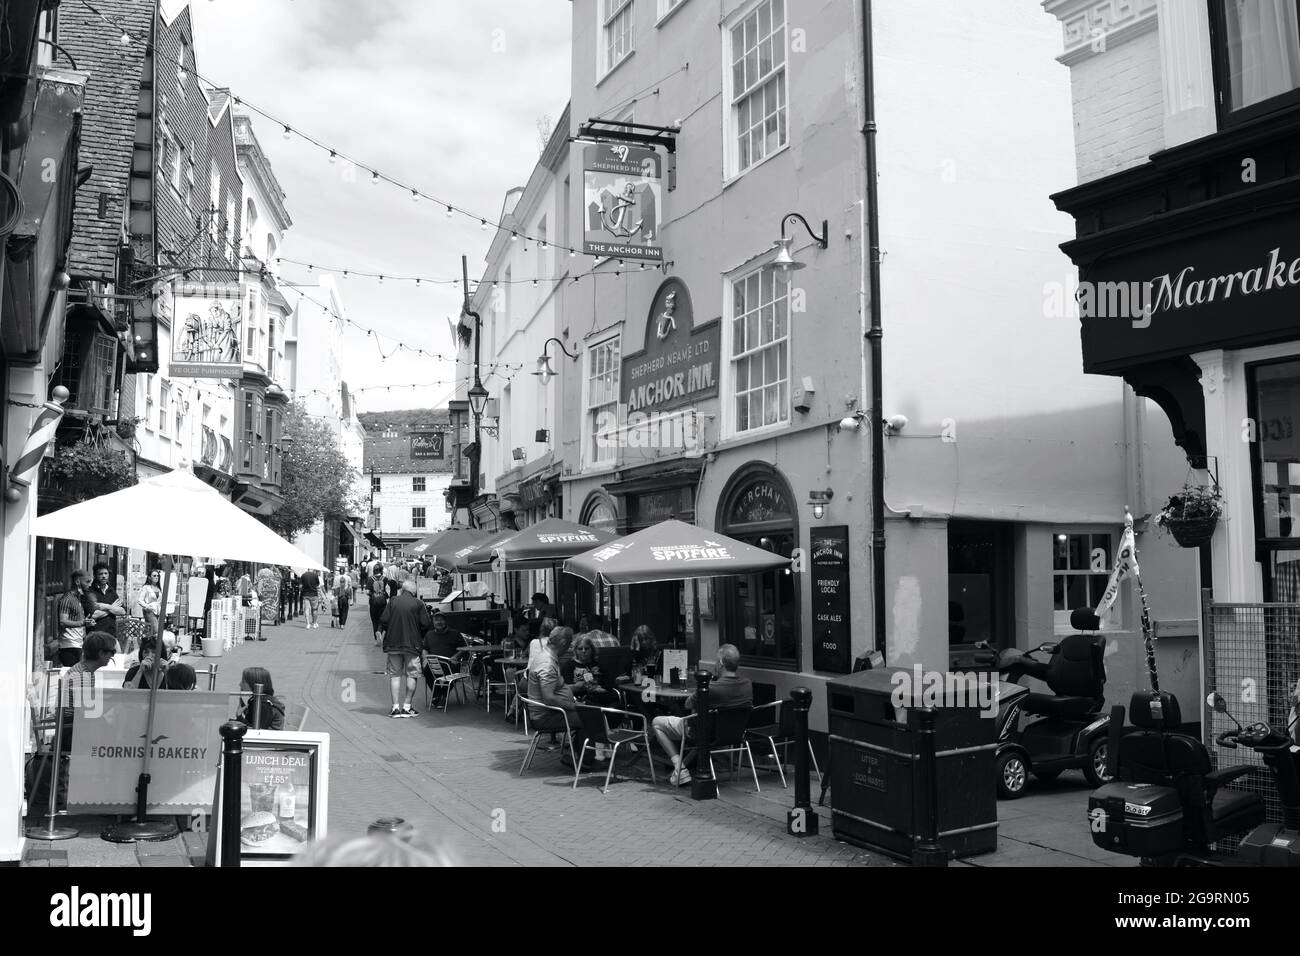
[1222, 0, 1300, 110]
[1053, 535, 1068, 571]
[1053, 575, 1065, 611]
[1065, 575, 1087, 610]
[763, 346, 778, 384]
[774, 26, 786, 66]
[735, 357, 748, 392]
[1091, 535, 1112, 571]
[758, 2, 771, 39]
[746, 311, 759, 351]
[774, 294, 788, 338]
[1067, 534, 1085, 571]
[749, 392, 762, 430]
[776, 341, 787, 380]
[736, 393, 749, 431]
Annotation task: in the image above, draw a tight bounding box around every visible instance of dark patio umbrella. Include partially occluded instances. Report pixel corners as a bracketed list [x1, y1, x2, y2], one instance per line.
[408, 527, 488, 568]
[455, 527, 520, 572]
[563, 519, 789, 585]
[464, 517, 622, 571]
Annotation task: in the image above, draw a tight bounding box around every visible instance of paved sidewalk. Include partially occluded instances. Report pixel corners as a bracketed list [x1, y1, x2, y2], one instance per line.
[24, 608, 1130, 867]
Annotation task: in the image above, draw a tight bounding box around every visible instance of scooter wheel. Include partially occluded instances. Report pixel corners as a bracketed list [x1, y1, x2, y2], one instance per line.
[996, 751, 1029, 799]
[1083, 737, 1112, 787]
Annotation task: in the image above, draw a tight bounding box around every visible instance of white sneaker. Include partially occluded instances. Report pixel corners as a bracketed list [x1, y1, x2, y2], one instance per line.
[669, 767, 692, 787]
[593, 744, 609, 762]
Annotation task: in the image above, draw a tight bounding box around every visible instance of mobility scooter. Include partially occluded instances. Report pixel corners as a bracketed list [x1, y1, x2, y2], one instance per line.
[1088, 690, 1300, 866]
[989, 608, 1112, 799]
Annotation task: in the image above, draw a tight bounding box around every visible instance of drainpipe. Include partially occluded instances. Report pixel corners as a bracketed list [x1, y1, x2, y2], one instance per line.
[861, 0, 886, 656]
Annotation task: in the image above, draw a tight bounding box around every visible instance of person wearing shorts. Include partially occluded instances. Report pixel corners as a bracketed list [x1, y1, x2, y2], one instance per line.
[378, 579, 430, 718]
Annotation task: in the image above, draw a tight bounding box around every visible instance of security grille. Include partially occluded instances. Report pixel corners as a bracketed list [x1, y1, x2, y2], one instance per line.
[1203, 595, 1300, 827]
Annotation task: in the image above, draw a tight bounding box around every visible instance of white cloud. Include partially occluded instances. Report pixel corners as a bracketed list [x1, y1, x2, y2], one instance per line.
[187, 0, 571, 413]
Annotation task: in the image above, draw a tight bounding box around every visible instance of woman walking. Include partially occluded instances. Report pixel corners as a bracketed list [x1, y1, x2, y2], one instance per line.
[139, 569, 163, 637]
[367, 562, 388, 644]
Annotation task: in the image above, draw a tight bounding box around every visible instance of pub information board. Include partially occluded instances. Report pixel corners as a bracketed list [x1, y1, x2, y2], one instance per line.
[811, 526, 852, 673]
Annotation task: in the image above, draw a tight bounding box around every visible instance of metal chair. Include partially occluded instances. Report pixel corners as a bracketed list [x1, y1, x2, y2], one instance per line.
[423, 654, 471, 711]
[573, 704, 656, 793]
[483, 656, 514, 715]
[516, 692, 576, 775]
[743, 699, 822, 789]
[683, 704, 761, 792]
[283, 703, 312, 732]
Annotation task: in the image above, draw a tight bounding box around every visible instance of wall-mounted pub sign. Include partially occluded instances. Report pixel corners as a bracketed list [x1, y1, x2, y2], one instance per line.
[810, 526, 852, 673]
[410, 432, 444, 460]
[621, 278, 720, 416]
[583, 144, 663, 261]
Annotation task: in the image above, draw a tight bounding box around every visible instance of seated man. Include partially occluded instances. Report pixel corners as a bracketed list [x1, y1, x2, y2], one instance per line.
[525, 628, 585, 767]
[62, 631, 118, 746]
[424, 611, 465, 660]
[652, 643, 752, 787]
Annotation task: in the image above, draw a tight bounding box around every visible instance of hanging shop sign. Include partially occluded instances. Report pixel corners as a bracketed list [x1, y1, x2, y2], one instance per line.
[621, 279, 720, 415]
[170, 281, 244, 378]
[1080, 217, 1300, 372]
[810, 526, 852, 673]
[410, 432, 444, 460]
[583, 144, 663, 261]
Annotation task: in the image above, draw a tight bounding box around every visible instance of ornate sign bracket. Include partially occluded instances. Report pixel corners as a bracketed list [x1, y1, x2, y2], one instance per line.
[574, 118, 680, 191]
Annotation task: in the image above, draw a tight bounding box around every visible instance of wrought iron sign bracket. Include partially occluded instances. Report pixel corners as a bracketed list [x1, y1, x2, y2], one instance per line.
[574, 119, 680, 191]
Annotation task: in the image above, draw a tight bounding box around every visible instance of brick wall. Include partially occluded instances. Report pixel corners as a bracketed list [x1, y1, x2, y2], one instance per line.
[1069, 30, 1165, 183]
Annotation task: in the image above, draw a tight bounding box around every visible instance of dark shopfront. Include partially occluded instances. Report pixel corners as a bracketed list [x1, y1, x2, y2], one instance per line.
[599, 462, 703, 657]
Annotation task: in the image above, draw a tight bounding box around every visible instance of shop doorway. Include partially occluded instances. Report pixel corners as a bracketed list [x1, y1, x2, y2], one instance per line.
[947, 521, 1014, 649]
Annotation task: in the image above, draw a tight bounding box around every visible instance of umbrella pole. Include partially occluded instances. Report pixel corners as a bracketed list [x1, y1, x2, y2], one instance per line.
[1135, 569, 1159, 694]
[103, 554, 178, 843]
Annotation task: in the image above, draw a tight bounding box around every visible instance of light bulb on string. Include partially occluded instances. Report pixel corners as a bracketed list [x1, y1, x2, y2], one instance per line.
[481, 220, 488, 231]
[511, 232, 518, 242]
[445, 205, 453, 218]
[119, 31, 131, 45]
[371, 172, 380, 186]
[282, 126, 292, 140]
[328, 151, 337, 164]
[569, 249, 576, 258]
[411, 190, 420, 203]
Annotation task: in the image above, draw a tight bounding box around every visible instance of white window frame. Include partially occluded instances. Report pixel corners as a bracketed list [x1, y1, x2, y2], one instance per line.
[721, 262, 791, 441]
[583, 333, 622, 471]
[599, 0, 635, 80]
[144, 374, 155, 431]
[87, 333, 117, 415]
[158, 381, 171, 437]
[657, 0, 686, 24]
[412, 507, 426, 530]
[721, 0, 789, 182]
[412, 476, 426, 493]
[372, 474, 382, 492]
[1051, 529, 1121, 632]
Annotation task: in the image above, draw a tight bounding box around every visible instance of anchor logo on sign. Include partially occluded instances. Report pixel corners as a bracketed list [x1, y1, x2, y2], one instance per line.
[600, 182, 643, 239]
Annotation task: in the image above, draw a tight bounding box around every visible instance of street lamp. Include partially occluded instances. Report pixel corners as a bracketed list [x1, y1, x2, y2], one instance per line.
[772, 212, 829, 273]
[533, 337, 579, 386]
[467, 381, 490, 418]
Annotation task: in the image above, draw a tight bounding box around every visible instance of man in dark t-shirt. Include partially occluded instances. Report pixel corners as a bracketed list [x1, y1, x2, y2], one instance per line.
[651, 644, 752, 787]
[299, 569, 321, 629]
[424, 611, 465, 659]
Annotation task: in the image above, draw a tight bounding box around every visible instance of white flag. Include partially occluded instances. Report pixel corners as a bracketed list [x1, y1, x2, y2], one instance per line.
[1095, 524, 1139, 619]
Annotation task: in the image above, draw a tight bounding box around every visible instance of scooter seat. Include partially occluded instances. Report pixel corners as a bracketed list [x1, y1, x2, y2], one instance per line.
[1021, 693, 1096, 719]
[1210, 788, 1266, 836]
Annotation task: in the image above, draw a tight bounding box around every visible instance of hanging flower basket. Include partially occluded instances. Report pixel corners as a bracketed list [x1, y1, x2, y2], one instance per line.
[1154, 484, 1222, 548]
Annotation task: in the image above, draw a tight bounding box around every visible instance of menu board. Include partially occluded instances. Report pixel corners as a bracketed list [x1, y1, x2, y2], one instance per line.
[811, 526, 852, 673]
[239, 744, 317, 858]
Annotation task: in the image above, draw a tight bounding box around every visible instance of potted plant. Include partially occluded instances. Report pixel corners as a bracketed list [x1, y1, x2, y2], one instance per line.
[46, 442, 137, 503]
[1154, 484, 1223, 547]
[114, 416, 142, 441]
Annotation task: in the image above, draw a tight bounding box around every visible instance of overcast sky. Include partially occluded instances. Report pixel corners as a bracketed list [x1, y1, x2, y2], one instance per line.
[186, 0, 571, 415]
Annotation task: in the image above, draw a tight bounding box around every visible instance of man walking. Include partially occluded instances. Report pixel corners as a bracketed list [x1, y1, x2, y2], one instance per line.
[299, 566, 321, 629]
[334, 567, 353, 628]
[378, 579, 430, 718]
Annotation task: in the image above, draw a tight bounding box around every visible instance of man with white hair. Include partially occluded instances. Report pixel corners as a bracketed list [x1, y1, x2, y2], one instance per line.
[378, 579, 431, 718]
[652, 644, 752, 787]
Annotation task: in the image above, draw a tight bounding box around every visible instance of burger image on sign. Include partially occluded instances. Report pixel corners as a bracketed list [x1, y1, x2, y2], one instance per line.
[240, 811, 279, 847]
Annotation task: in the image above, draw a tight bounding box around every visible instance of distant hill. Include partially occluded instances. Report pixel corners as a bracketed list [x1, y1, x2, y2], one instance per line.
[359, 408, 450, 433]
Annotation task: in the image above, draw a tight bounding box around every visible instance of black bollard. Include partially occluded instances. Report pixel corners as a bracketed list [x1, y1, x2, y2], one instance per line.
[911, 707, 947, 866]
[220, 720, 248, 867]
[689, 669, 717, 800]
[786, 687, 819, 836]
[249, 682, 265, 730]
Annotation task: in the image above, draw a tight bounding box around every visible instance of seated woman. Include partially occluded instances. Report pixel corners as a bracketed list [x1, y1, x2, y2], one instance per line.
[123, 636, 170, 689]
[562, 634, 619, 707]
[235, 666, 286, 730]
[630, 625, 660, 675]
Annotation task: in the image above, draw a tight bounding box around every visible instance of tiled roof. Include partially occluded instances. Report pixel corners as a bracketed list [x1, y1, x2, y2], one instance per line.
[59, 0, 156, 280]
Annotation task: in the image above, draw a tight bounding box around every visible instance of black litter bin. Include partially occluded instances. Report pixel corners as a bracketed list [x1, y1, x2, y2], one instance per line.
[827, 666, 998, 860]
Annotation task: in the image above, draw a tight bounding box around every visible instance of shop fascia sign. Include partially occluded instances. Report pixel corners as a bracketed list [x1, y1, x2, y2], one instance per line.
[1079, 218, 1300, 369]
[620, 278, 721, 417]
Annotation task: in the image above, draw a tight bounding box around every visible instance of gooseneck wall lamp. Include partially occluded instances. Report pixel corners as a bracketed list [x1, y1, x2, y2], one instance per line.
[772, 212, 830, 273]
[534, 337, 580, 386]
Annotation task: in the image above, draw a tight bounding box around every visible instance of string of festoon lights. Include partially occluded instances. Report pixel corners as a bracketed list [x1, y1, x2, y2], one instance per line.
[77, 0, 600, 253]
[284, 285, 526, 370]
[277, 256, 663, 288]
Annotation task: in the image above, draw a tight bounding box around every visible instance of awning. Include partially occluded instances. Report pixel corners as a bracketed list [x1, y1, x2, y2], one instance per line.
[364, 531, 385, 549]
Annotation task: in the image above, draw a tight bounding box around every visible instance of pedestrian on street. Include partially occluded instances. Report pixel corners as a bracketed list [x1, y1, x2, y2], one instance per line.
[299, 567, 321, 629]
[138, 569, 163, 637]
[378, 579, 430, 718]
[54, 570, 94, 666]
[334, 567, 353, 628]
[367, 562, 388, 643]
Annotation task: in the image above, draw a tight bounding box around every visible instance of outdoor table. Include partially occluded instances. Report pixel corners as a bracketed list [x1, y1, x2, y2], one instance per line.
[458, 645, 505, 698]
[616, 680, 693, 711]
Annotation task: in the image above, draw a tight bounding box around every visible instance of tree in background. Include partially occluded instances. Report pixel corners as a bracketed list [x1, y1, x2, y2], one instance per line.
[264, 400, 364, 541]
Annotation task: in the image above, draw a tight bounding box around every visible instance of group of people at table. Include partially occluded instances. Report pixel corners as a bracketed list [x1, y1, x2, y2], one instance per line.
[375, 587, 753, 787]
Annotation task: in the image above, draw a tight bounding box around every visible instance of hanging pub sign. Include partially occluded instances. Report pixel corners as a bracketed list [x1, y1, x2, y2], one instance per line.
[583, 144, 663, 261]
[170, 280, 244, 378]
[810, 526, 852, 673]
[410, 432, 444, 460]
[621, 278, 720, 416]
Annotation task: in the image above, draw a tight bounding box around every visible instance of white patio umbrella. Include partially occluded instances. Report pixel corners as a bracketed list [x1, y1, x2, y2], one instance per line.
[30, 466, 326, 569]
